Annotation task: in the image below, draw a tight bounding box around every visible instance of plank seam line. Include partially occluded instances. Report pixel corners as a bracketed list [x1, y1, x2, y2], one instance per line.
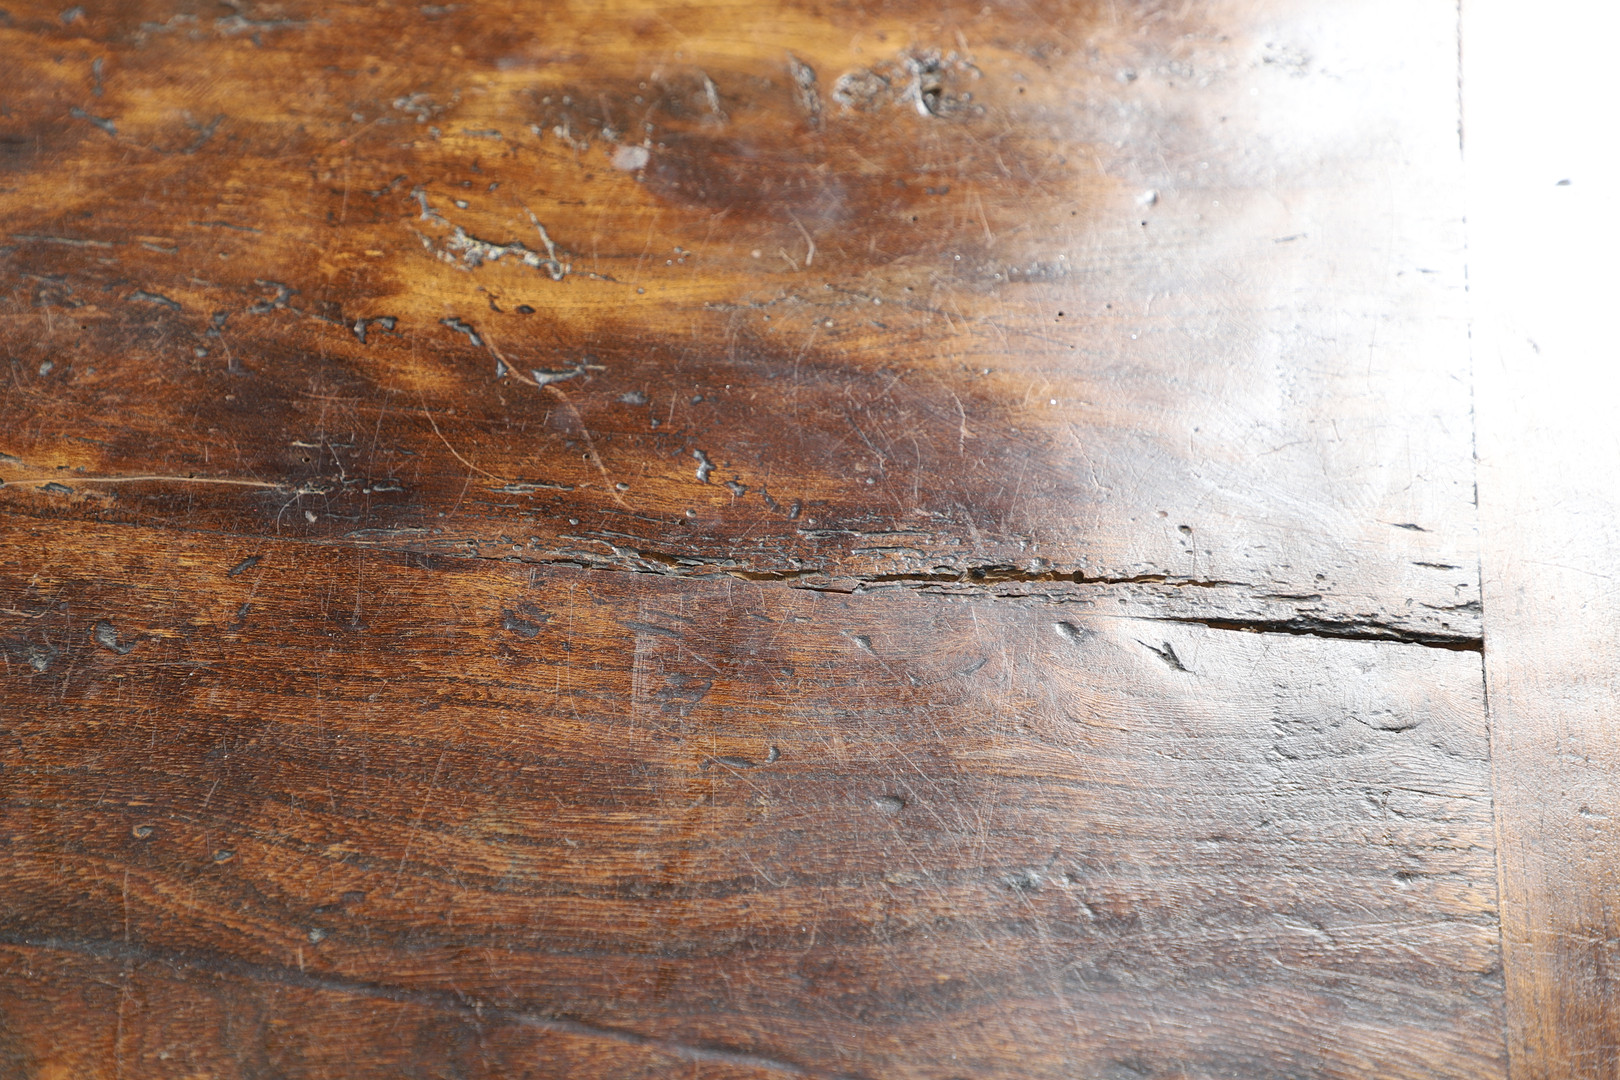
[0, 511, 1480, 649]
[1149, 616, 1484, 652]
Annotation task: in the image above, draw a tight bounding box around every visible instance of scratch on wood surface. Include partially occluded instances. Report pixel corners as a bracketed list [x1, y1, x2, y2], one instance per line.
[0, 457, 291, 492]
[0, 932, 851, 1078]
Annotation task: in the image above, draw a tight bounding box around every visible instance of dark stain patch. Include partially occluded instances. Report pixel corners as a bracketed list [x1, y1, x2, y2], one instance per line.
[1139, 639, 1190, 673]
[247, 280, 296, 314]
[181, 113, 224, 155]
[130, 290, 181, 310]
[642, 132, 852, 225]
[40, 482, 74, 495]
[69, 105, 116, 135]
[654, 673, 711, 714]
[92, 620, 133, 654]
[440, 316, 483, 347]
[760, 491, 803, 520]
[501, 605, 549, 638]
[1002, 868, 1044, 891]
[226, 555, 261, 577]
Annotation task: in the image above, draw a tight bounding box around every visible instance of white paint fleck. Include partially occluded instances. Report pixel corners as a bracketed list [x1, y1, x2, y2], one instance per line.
[611, 144, 650, 171]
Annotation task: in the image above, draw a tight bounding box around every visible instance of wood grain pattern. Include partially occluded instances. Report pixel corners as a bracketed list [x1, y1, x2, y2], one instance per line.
[0, 521, 1503, 1079]
[0, 0, 1476, 642]
[0, 0, 1513, 1075]
[1465, 1, 1620, 1074]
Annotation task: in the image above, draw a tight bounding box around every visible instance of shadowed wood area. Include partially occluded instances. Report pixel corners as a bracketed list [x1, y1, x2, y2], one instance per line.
[0, 0, 1476, 641]
[0, 0, 1529, 1076]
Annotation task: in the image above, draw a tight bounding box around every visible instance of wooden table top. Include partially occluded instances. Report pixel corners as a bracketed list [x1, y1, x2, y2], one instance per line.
[0, 0, 1609, 1076]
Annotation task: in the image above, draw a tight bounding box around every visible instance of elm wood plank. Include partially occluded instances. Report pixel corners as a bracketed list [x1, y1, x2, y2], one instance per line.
[0, 0, 1477, 641]
[1464, 2, 1620, 1075]
[0, 944, 790, 1080]
[0, 520, 1505, 1078]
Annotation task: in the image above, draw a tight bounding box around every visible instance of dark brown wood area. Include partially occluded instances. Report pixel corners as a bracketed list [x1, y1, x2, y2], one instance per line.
[0, 521, 1502, 1078]
[0, 0, 1476, 640]
[0, 0, 1592, 1075]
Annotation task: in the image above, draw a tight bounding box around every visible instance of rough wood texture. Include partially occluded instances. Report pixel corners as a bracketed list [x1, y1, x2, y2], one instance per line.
[0, 522, 1503, 1079]
[1466, 1, 1620, 1075]
[0, 0, 1476, 642]
[0, 0, 1513, 1076]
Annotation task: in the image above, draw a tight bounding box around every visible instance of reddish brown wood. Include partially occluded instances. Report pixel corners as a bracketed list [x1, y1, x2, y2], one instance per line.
[0, 0, 1509, 1075]
[1, 521, 1502, 1078]
[0, 0, 1476, 642]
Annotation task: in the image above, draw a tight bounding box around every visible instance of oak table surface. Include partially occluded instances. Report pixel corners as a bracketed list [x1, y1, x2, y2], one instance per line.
[0, 0, 1537, 1076]
[1466, 1, 1620, 1077]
